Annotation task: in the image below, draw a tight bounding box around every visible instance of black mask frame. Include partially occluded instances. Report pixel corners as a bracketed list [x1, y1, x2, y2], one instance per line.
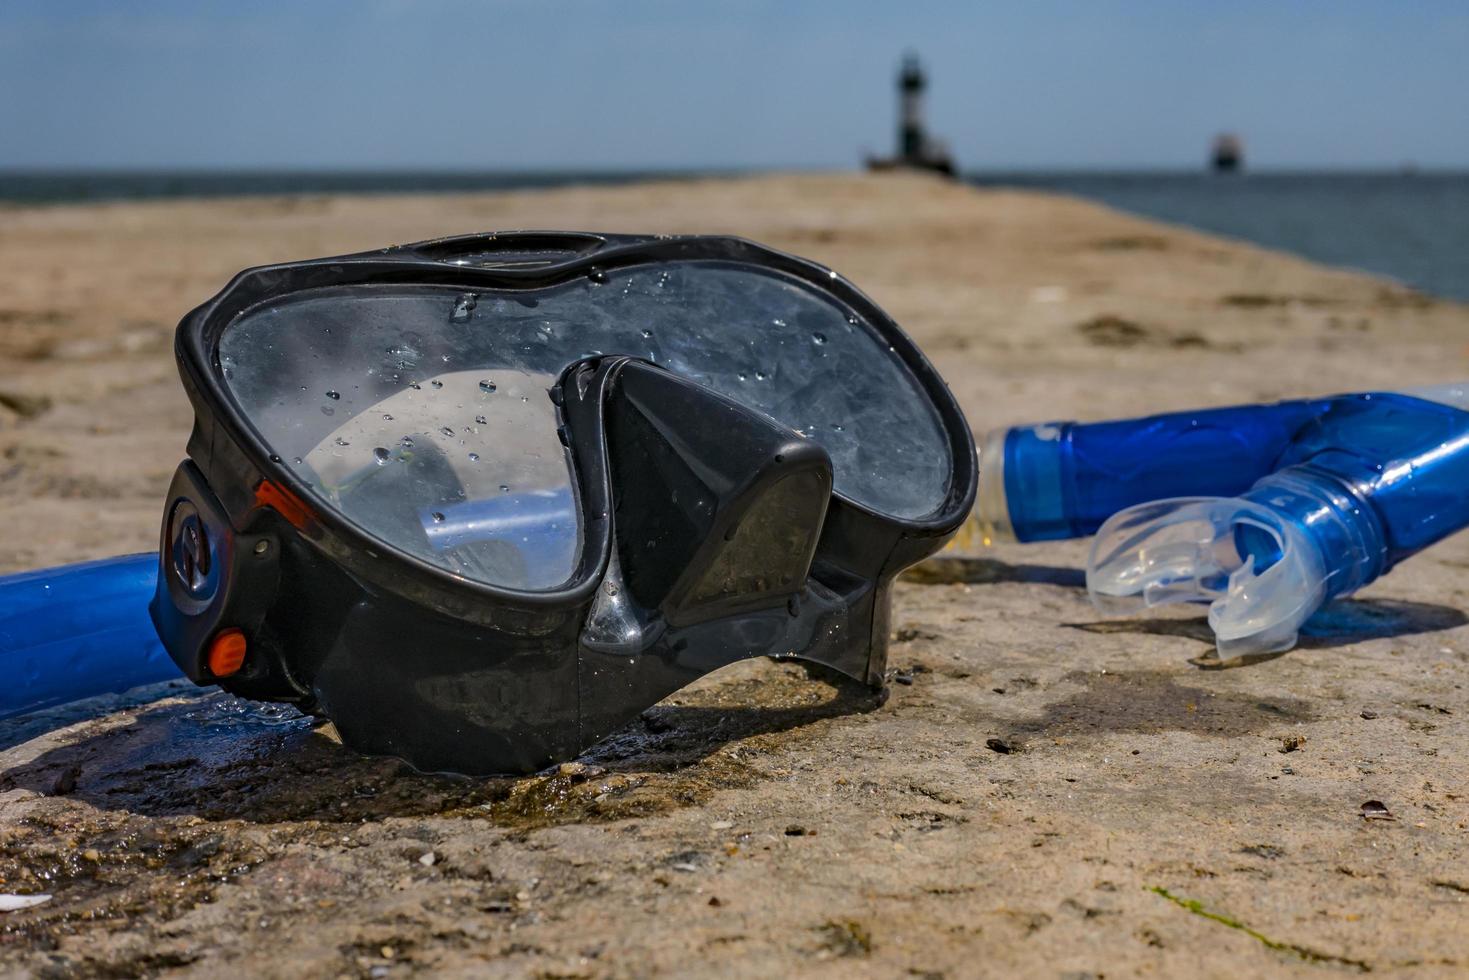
[151, 232, 977, 775]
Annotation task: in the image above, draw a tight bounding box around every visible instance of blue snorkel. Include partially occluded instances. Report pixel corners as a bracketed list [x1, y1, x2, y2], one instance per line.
[980, 385, 1469, 656]
[10, 375, 1469, 721]
[0, 553, 178, 719]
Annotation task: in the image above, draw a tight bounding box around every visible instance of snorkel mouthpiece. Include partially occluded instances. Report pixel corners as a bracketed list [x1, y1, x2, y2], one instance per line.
[1088, 470, 1376, 658]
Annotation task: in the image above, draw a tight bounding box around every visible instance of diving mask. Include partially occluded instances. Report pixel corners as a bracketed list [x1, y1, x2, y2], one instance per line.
[149, 232, 976, 774]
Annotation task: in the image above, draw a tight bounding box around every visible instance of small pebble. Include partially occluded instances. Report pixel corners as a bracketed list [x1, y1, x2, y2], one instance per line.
[51, 766, 80, 796]
[1361, 709, 1378, 720]
[710, 820, 734, 830]
[82, 849, 100, 863]
[418, 851, 437, 867]
[1360, 800, 1396, 822]
[986, 737, 1018, 755]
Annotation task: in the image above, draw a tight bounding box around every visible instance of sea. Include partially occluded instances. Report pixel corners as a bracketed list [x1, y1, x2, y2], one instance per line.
[968, 171, 1469, 303]
[1, 169, 1465, 302]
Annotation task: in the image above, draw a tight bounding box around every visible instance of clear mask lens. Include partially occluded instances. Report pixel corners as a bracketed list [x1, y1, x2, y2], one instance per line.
[218, 261, 951, 590]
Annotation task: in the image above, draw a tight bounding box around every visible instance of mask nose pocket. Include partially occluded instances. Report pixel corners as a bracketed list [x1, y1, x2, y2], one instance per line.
[599, 359, 832, 628]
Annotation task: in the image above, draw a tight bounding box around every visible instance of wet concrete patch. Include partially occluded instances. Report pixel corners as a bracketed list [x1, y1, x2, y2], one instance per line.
[4, 662, 877, 830]
[0, 805, 277, 962]
[1014, 670, 1314, 739]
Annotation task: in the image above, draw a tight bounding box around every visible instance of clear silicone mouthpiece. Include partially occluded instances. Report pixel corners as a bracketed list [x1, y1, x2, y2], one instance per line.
[1088, 496, 1329, 659]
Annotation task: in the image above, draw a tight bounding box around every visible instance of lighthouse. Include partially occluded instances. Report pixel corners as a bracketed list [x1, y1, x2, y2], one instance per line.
[867, 53, 956, 177]
[899, 54, 927, 159]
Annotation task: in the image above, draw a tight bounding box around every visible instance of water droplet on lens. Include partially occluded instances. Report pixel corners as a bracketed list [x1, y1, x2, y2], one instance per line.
[833, 423, 844, 431]
[430, 379, 443, 389]
[451, 293, 477, 323]
[431, 511, 446, 523]
[409, 382, 422, 390]
[334, 436, 349, 446]
[587, 266, 607, 285]
[755, 370, 767, 381]
[480, 380, 497, 393]
[467, 452, 480, 462]
[373, 447, 390, 464]
[269, 454, 282, 463]
[401, 436, 414, 448]
[325, 390, 340, 400]
[811, 332, 827, 345]
[499, 484, 510, 493]
[382, 413, 393, 421]
[440, 426, 454, 437]
[641, 328, 653, 339]
[737, 372, 748, 381]
[772, 318, 787, 328]
[475, 415, 487, 425]
[321, 406, 335, 416]
[292, 457, 303, 465]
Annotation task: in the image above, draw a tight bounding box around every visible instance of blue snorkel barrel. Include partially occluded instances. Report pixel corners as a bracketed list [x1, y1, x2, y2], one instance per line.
[0, 553, 178, 719]
[977, 397, 1335, 543]
[982, 386, 1469, 559]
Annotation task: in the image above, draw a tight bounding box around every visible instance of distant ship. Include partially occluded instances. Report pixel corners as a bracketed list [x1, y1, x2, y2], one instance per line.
[1211, 133, 1243, 173]
[866, 54, 956, 177]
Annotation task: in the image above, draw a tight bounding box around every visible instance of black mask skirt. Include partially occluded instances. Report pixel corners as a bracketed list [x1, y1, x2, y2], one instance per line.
[151, 232, 977, 775]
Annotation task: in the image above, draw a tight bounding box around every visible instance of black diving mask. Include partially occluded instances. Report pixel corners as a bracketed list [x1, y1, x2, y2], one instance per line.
[150, 232, 977, 775]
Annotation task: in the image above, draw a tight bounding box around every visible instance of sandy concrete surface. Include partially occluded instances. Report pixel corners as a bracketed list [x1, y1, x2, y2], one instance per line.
[1, 173, 1467, 977]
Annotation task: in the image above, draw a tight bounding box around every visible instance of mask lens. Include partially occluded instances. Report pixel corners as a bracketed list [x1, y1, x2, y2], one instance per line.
[218, 260, 951, 590]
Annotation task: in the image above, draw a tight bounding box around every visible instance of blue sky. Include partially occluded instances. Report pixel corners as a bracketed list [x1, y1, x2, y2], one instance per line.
[2, 0, 1466, 170]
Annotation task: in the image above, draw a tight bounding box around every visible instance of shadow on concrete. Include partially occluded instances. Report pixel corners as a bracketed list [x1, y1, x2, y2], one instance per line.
[904, 556, 1085, 589]
[0, 663, 879, 828]
[1064, 597, 1466, 668]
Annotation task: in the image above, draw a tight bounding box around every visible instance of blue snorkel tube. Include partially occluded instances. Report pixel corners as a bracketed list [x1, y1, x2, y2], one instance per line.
[979, 384, 1469, 656]
[0, 553, 178, 719]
